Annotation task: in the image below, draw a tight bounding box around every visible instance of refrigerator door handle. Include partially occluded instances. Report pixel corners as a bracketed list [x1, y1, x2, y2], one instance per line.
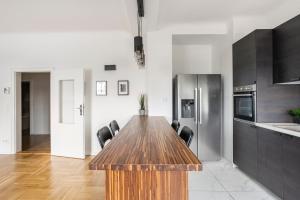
[194, 88, 198, 123]
[199, 88, 202, 124]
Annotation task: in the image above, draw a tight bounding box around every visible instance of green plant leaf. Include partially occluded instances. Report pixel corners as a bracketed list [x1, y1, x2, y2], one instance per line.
[139, 94, 145, 110]
[288, 108, 300, 118]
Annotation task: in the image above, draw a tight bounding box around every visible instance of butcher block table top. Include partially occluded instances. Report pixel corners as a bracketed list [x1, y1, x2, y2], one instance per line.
[89, 115, 202, 171]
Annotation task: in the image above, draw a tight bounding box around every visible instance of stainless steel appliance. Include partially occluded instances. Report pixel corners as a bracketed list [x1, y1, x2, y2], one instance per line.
[173, 74, 221, 161]
[233, 84, 256, 123]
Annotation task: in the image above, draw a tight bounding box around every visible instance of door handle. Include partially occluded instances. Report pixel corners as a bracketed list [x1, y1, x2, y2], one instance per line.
[233, 94, 253, 97]
[199, 88, 202, 125]
[194, 88, 198, 123]
[75, 104, 84, 116]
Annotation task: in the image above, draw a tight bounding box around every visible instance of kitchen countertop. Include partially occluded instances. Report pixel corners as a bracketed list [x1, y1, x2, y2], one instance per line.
[89, 115, 201, 171]
[256, 123, 300, 138]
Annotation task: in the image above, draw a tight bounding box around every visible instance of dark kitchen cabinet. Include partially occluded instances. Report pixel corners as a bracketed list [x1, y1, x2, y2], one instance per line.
[233, 32, 257, 86]
[233, 28, 300, 122]
[257, 127, 283, 198]
[234, 123, 300, 200]
[274, 15, 300, 84]
[282, 135, 300, 200]
[233, 120, 257, 179]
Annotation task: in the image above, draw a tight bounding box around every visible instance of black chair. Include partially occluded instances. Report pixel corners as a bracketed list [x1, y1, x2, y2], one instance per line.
[97, 126, 113, 149]
[179, 126, 194, 147]
[171, 120, 180, 133]
[109, 120, 120, 136]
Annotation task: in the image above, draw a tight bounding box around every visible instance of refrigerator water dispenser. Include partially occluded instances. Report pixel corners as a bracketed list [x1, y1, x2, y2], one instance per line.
[181, 99, 195, 118]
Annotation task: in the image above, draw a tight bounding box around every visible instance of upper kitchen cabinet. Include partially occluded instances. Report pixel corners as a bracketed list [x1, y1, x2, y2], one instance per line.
[233, 28, 300, 122]
[233, 30, 273, 87]
[274, 15, 300, 84]
[233, 32, 256, 86]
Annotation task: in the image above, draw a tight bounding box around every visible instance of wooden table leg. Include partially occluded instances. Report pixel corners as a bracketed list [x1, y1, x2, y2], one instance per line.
[106, 170, 188, 200]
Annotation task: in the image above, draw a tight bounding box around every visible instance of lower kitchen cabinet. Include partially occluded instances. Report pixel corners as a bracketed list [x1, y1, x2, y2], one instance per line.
[234, 122, 300, 200]
[257, 127, 283, 198]
[233, 120, 257, 179]
[282, 135, 300, 200]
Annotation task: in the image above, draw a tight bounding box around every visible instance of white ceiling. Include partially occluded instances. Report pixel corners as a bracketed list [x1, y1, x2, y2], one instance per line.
[158, 0, 285, 28]
[0, 0, 289, 32]
[0, 0, 129, 32]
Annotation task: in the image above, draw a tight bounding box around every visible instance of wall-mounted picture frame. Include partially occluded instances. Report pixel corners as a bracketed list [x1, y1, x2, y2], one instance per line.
[118, 80, 129, 96]
[96, 81, 107, 96]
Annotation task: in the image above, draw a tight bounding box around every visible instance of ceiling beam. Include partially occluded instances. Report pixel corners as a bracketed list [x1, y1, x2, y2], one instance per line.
[121, 0, 139, 35]
[144, 0, 160, 31]
[121, 0, 161, 34]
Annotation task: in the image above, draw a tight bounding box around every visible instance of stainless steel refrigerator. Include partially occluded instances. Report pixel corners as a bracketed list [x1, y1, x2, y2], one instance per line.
[173, 74, 221, 161]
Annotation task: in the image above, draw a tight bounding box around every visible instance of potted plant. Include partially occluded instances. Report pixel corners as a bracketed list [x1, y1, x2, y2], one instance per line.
[139, 94, 146, 115]
[288, 108, 300, 124]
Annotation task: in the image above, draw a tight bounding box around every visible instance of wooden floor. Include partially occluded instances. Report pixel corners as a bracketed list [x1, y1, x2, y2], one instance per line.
[22, 135, 51, 153]
[0, 154, 105, 200]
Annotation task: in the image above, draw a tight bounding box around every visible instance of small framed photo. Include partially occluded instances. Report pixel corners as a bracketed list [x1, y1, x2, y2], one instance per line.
[96, 81, 107, 96]
[118, 80, 129, 96]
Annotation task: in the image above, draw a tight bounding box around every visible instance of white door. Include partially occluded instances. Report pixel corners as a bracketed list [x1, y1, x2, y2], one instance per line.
[51, 68, 85, 159]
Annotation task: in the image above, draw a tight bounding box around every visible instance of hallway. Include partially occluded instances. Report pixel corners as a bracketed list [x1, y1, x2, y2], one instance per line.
[22, 135, 51, 153]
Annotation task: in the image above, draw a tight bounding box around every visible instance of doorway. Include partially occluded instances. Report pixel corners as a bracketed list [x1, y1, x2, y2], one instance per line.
[19, 72, 51, 153]
[13, 68, 86, 159]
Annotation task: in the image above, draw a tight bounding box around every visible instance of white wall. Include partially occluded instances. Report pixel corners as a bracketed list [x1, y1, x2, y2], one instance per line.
[218, 22, 233, 161]
[0, 31, 146, 155]
[172, 44, 212, 75]
[146, 31, 173, 122]
[90, 61, 146, 155]
[22, 73, 50, 135]
[221, 48, 233, 161]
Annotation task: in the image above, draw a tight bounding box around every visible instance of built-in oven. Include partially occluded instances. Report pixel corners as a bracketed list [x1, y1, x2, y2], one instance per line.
[233, 84, 256, 123]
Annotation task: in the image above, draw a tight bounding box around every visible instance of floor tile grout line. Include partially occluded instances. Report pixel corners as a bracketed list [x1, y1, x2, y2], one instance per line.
[204, 162, 250, 200]
[204, 162, 280, 200]
[202, 163, 237, 199]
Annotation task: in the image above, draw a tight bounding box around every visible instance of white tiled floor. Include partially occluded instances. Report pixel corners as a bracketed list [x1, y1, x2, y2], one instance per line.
[189, 159, 281, 200]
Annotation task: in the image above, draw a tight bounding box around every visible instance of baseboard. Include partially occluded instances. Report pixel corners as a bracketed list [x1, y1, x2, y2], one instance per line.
[0, 150, 15, 155]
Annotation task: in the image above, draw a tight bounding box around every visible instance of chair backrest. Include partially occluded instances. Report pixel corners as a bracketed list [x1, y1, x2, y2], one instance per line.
[171, 120, 180, 133]
[179, 126, 194, 147]
[109, 120, 120, 136]
[97, 126, 113, 149]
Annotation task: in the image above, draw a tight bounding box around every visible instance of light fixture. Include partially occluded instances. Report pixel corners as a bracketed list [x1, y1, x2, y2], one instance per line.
[134, 0, 145, 67]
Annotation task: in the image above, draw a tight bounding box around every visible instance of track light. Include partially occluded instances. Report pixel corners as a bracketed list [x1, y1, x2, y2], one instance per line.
[134, 0, 145, 67]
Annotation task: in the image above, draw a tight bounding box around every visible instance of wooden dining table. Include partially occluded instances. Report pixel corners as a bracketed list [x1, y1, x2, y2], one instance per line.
[89, 115, 202, 200]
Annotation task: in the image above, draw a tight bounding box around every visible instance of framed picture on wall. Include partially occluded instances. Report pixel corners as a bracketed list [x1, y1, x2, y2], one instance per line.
[118, 80, 129, 96]
[96, 81, 107, 96]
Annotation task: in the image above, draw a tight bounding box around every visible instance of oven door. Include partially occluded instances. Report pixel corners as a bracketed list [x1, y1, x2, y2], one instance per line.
[234, 92, 256, 122]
